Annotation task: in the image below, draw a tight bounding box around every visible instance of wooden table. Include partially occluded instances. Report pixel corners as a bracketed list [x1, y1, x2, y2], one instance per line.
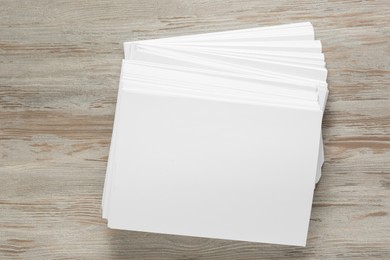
[1, 0, 389, 258]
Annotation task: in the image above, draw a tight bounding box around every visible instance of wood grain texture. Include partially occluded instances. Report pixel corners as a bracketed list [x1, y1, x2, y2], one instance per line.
[1, 0, 389, 258]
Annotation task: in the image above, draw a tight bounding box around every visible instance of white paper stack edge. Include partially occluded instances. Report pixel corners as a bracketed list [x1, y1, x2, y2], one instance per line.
[102, 22, 328, 246]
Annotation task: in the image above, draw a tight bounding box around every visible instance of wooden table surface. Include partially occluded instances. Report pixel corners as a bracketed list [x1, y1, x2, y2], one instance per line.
[1, 0, 389, 259]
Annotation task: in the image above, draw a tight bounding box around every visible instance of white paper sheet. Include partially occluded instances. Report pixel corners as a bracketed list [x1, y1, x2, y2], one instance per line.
[107, 88, 322, 246]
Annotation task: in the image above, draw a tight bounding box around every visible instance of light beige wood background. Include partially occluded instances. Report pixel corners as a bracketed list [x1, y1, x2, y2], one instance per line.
[1, 0, 389, 259]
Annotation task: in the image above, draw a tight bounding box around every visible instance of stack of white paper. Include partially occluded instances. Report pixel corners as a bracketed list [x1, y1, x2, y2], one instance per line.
[102, 22, 328, 246]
